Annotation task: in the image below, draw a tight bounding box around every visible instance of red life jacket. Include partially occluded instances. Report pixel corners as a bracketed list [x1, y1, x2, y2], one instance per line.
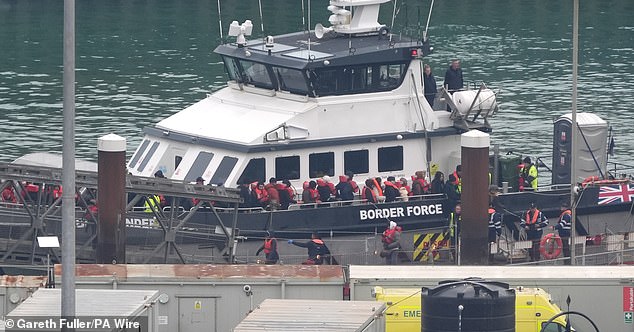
[451, 171, 461, 185]
[310, 188, 320, 201]
[559, 209, 571, 220]
[312, 238, 324, 245]
[384, 181, 399, 190]
[362, 186, 377, 202]
[525, 209, 541, 225]
[53, 186, 62, 199]
[382, 226, 402, 244]
[2, 188, 16, 203]
[414, 178, 430, 192]
[263, 238, 275, 254]
[371, 178, 383, 196]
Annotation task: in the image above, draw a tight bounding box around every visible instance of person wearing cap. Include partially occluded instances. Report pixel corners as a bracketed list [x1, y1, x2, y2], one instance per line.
[520, 202, 548, 262]
[520, 157, 538, 191]
[288, 232, 332, 265]
[256, 231, 279, 264]
[381, 221, 402, 265]
[488, 205, 502, 263]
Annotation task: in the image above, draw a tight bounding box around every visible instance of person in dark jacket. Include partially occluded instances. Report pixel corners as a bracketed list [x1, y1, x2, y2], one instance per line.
[555, 203, 572, 265]
[423, 64, 438, 107]
[444, 59, 464, 92]
[335, 175, 354, 202]
[383, 176, 400, 203]
[444, 174, 461, 213]
[255, 231, 279, 264]
[430, 171, 445, 194]
[288, 232, 332, 265]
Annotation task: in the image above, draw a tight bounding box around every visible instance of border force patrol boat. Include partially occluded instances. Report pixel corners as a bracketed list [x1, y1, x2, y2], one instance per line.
[124, 0, 498, 237]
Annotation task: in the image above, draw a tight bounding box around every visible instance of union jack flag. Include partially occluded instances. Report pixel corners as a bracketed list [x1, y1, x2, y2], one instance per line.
[598, 184, 634, 205]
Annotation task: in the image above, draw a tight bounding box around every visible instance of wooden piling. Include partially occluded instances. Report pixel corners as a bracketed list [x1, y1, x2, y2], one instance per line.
[460, 130, 490, 265]
[96, 134, 126, 264]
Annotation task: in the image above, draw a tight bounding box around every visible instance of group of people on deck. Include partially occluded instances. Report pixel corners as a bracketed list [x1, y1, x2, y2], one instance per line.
[237, 166, 465, 212]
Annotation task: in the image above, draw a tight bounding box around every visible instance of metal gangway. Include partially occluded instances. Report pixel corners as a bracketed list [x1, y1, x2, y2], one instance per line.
[0, 162, 242, 265]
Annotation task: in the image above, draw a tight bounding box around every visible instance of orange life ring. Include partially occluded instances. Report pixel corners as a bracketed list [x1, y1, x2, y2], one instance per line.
[540, 233, 563, 259]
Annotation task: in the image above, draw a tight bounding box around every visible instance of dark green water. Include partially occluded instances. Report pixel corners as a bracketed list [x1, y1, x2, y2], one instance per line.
[1, 0, 633, 174]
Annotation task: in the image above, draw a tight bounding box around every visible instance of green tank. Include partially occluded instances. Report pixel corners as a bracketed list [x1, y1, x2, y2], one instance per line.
[498, 156, 522, 192]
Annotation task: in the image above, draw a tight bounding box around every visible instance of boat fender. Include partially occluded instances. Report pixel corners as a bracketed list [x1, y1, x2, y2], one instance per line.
[378, 27, 389, 39]
[539, 233, 563, 260]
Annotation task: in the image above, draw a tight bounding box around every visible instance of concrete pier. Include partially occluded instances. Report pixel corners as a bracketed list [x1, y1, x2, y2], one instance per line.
[96, 134, 127, 264]
[460, 130, 490, 265]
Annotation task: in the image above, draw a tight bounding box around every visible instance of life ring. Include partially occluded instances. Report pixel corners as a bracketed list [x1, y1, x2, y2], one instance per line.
[540, 233, 563, 260]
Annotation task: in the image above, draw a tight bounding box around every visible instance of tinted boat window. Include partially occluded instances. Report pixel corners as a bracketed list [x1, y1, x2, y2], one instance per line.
[378, 146, 403, 172]
[309, 152, 334, 178]
[223, 56, 240, 81]
[275, 156, 300, 180]
[312, 62, 409, 96]
[175, 156, 183, 169]
[273, 67, 309, 94]
[137, 141, 159, 172]
[210, 156, 238, 186]
[184, 152, 214, 182]
[239, 60, 274, 89]
[238, 158, 265, 184]
[344, 150, 369, 175]
[129, 139, 150, 169]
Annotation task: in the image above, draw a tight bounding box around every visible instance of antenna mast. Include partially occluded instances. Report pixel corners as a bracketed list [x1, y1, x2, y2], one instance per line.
[258, 0, 265, 36]
[423, 0, 435, 42]
[217, 0, 223, 40]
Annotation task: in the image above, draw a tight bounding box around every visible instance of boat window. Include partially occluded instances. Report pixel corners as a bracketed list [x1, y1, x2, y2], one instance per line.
[238, 60, 274, 89]
[344, 150, 369, 175]
[222, 56, 240, 81]
[275, 156, 300, 180]
[137, 141, 159, 172]
[129, 139, 150, 169]
[210, 156, 238, 186]
[378, 146, 403, 172]
[309, 152, 334, 178]
[184, 152, 214, 182]
[311, 62, 409, 96]
[175, 156, 183, 169]
[238, 158, 265, 184]
[273, 67, 309, 94]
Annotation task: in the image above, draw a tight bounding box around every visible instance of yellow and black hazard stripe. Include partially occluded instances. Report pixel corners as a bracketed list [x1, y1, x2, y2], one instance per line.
[413, 232, 450, 262]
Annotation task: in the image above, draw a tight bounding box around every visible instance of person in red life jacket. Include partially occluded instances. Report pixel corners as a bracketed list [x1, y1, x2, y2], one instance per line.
[52, 185, 63, 201]
[411, 170, 430, 196]
[555, 203, 572, 265]
[316, 177, 332, 203]
[335, 175, 355, 203]
[256, 231, 279, 264]
[398, 178, 411, 201]
[451, 165, 462, 194]
[516, 160, 526, 191]
[362, 178, 377, 204]
[191, 177, 205, 207]
[383, 176, 400, 203]
[488, 206, 502, 262]
[85, 199, 98, 223]
[275, 179, 296, 210]
[346, 172, 359, 194]
[264, 177, 281, 210]
[301, 180, 320, 207]
[288, 231, 332, 265]
[381, 221, 402, 265]
[2, 186, 17, 202]
[520, 202, 549, 262]
[251, 181, 269, 208]
[23, 182, 40, 202]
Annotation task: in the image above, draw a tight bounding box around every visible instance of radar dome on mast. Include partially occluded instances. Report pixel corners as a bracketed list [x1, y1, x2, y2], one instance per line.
[228, 20, 253, 48]
[314, 0, 390, 39]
